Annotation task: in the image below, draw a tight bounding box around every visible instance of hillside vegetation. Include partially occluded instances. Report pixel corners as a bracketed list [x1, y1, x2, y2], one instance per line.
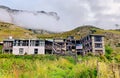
[0, 22, 36, 41]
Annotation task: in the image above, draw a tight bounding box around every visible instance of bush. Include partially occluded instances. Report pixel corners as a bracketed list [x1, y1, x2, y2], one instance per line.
[105, 45, 113, 55]
[105, 45, 113, 60]
[115, 54, 120, 62]
[63, 56, 76, 64]
[79, 69, 97, 78]
[86, 52, 94, 56]
[0, 54, 15, 58]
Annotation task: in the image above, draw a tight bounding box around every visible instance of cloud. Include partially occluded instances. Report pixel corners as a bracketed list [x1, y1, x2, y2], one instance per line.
[0, 5, 62, 32]
[87, 0, 120, 29]
[0, 0, 120, 32]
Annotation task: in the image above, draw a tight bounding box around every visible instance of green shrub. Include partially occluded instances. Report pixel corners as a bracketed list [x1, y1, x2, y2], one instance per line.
[82, 69, 97, 78]
[115, 54, 120, 62]
[86, 52, 94, 56]
[105, 45, 113, 60]
[105, 45, 113, 55]
[0, 54, 15, 58]
[63, 56, 76, 64]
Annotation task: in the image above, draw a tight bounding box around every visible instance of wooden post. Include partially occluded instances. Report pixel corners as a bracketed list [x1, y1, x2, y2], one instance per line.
[118, 64, 120, 78]
[97, 60, 100, 78]
[112, 64, 115, 78]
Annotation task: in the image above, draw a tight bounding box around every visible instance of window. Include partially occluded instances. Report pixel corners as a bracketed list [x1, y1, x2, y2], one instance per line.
[34, 49, 38, 54]
[30, 40, 35, 46]
[30, 40, 45, 46]
[22, 40, 29, 46]
[72, 46, 76, 49]
[35, 40, 39, 46]
[94, 36, 102, 42]
[95, 43, 102, 48]
[39, 41, 45, 46]
[19, 48, 24, 54]
[18, 40, 21, 46]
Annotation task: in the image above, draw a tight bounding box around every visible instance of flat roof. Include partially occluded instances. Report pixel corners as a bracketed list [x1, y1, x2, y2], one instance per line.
[3, 39, 45, 41]
[3, 39, 14, 41]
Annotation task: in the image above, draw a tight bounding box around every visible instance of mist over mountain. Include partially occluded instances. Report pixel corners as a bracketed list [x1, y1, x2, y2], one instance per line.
[0, 5, 64, 32]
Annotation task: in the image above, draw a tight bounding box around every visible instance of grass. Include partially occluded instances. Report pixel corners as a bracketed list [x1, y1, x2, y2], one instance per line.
[0, 54, 119, 78]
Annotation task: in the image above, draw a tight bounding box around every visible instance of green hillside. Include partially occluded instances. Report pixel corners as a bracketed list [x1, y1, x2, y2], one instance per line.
[0, 22, 36, 41]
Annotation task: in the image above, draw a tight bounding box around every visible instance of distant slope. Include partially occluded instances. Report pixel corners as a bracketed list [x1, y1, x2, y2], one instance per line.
[0, 22, 36, 41]
[37, 25, 101, 39]
[38, 25, 120, 43]
[27, 29, 56, 34]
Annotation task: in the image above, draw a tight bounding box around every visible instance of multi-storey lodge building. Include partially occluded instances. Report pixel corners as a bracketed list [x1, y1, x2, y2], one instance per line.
[45, 39, 53, 54]
[3, 38, 14, 54]
[3, 39, 45, 55]
[13, 39, 45, 55]
[53, 36, 79, 54]
[52, 38, 66, 54]
[80, 34, 105, 55]
[2, 34, 105, 55]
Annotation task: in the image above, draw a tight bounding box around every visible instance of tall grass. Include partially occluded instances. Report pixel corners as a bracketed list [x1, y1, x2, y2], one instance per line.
[0, 55, 119, 78]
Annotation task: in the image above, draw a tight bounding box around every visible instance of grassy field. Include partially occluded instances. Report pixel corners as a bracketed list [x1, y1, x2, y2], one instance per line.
[0, 54, 119, 78]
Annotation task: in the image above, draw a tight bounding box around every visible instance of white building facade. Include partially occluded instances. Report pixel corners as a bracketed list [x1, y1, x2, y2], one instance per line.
[13, 39, 45, 55]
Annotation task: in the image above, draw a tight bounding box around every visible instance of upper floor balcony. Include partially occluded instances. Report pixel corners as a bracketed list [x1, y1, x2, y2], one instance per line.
[94, 36, 103, 42]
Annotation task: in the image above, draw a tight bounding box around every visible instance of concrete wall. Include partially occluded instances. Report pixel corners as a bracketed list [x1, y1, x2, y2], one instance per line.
[13, 46, 45, 55]
[92, 36, 95, 54]
[102, 37, 105, 54]
[13, 46, 28, 55]
[28, 46, 45, 54]
[92, 36, 105, 55]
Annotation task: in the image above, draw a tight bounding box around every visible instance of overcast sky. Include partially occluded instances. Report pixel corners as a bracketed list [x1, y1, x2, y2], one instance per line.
[0, 0, 120, 32]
